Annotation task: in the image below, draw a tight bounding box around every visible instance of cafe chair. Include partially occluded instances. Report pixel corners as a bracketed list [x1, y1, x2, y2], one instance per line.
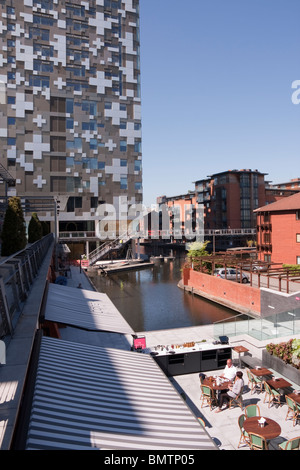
[285, 396, 300, 427]
[229, 389, 243, 410]
[197, 417, 206, 427]
[263, 381, 281, 408]
[278, 436, 300, 450]
[200, 384, 217, 411]
[237, 414, 250, 448]
[248, 432, 269, 450]
[244, 403, 260, 418]
[246, 369, 263, 394]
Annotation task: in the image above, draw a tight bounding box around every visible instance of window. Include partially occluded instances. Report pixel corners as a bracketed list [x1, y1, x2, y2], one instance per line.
[33, 0, 53, 9]
[50, 116, 66, 132]
[7, 96, 15, 104]
[7, 6, 15, 15]
[67, 197, 82, 212]
[297, 234, 300, 243]
[66, 118, 74, 129]
[29, 75, 50, 88]
[50, 97, 66, 113]
[51, 176, 66, 192]
[66, 138, 82, 150]
[29, 26, 49, 41]
[82, 100, 97, 115]
[297, 256, 300, 265]
[135, 182, 142, 190]
[34, 60, 53, 73]
[134, 140, 141, 153]
[33, 14, 54, 26]
[82, 121, 97, 131]
[7, 117, 15, 125]
[50, 156, 66, 172]
[91, 197, 98, 209]
[134, 160, 141, 172]
[120, 159, 127, 167]
[7, 137, 16, 146]
[66, 157, 74, 167]
[89, 139, 97, 150]
[120, 176, 127, 189]
[120, 140, 127, 152]
[66, 99, 74, 114]
[296, 210, 300, 221]
[82, 158, 97, 169]
[50, 136, 66, 152]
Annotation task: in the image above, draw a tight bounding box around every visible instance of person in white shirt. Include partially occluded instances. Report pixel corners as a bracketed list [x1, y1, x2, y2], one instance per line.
[220, 359, 237, 382]
[215, 371, 244, 412]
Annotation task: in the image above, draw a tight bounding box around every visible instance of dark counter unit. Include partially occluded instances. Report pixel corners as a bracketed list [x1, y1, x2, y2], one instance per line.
[152, 346, 232, 377]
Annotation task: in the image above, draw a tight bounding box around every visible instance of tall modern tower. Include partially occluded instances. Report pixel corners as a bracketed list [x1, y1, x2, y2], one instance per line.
[0, 0, 142, 254]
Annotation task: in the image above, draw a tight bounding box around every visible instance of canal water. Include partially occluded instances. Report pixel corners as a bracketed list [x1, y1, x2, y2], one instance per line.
[87, 256, 238, 332]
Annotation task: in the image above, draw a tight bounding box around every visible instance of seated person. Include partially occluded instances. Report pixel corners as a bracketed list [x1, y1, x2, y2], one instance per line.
[215, 371, 244, 412]
[220, 358, 237, 382]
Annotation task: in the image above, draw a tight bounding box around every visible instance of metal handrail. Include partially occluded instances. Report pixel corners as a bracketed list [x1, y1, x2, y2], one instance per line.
[0, 234, 54, 338]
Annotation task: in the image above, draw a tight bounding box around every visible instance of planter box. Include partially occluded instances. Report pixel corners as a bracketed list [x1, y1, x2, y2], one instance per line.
[262, 350, 300, 386]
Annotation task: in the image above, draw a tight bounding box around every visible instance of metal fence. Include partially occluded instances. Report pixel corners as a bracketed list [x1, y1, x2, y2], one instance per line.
[0, 233, 54, 338]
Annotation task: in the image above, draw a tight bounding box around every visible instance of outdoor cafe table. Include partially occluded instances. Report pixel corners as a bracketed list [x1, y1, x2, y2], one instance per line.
[287, 392, 300, 405]
[243, 416, 281, 441]
[203, 377, 230, 391]
[250, 367, 272, 378]
[266, 377, 292, 391]
[233, 346, 249, 368]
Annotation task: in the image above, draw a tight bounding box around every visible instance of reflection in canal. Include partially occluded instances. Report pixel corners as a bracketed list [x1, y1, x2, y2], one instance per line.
[87, 257, 238, 332]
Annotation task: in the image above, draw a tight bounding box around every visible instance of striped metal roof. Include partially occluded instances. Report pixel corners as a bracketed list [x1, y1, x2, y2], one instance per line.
[44, 283, 134, 335]
[25, 337, 216, 450]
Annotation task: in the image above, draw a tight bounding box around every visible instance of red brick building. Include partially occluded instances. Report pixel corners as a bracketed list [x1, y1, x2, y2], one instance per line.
[255, 192, 300, 265]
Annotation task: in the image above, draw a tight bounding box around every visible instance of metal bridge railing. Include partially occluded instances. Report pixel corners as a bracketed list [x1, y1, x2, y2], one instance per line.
[0, 233, 54, 338]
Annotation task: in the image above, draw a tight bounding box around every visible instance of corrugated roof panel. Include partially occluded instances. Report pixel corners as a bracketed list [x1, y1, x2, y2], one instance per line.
[25, 337, 216, 450]
[44, 283, 134, 335]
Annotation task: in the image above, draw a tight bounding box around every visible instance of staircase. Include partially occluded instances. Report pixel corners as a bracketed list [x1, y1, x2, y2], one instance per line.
[88, 234, 131, 265]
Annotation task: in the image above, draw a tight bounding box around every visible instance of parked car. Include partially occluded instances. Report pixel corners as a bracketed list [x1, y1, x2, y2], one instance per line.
[242, 263, 269, 272]
[214, 268, 249, 283]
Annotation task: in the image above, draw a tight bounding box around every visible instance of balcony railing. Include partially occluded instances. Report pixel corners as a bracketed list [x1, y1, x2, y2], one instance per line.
[213, 308, 300, 341]
[0, 234, 53, 338]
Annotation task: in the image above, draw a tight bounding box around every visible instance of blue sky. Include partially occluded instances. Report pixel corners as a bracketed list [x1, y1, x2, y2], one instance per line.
[139, 0, 300, 207]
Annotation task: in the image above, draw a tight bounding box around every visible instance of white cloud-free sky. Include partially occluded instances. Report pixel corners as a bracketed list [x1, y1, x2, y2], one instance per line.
[139, 0, 300, 207]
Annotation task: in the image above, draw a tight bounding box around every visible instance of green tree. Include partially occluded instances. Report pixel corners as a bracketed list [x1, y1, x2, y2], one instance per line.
[186, 240, 211, 272]
[41, 221, 50, 236]
[28, 212, 43, 243]
[1, 197, 27, 256]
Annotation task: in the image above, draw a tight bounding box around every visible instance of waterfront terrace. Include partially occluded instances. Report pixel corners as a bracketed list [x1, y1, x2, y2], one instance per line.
[0, 241, 299, 451]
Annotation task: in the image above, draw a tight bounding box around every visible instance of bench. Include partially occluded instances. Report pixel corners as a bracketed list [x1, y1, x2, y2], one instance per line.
[241, 354, 263, 369]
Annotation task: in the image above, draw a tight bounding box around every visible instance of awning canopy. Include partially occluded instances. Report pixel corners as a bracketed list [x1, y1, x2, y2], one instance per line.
[25, 337, 216, 450]
[44, 283, 134, 335]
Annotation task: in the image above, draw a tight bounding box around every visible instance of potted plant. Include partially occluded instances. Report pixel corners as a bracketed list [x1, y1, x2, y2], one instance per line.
[262, 339, 300, 385]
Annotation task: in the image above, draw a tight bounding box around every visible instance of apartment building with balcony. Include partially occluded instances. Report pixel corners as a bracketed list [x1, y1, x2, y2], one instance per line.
[0, 0, 142, 255]
[255, 191, 300, 265]
[194, 169, 266, 230]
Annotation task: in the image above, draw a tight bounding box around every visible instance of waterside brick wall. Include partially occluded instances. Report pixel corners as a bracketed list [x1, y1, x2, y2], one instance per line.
[182, 268, 262, 315]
